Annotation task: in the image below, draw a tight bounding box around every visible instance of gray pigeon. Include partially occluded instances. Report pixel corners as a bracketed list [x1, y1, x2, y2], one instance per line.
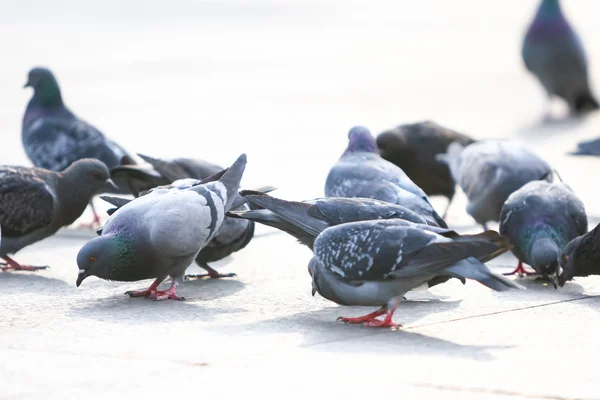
[325, 126, 447, 228]
[376, 120, 476, 218]
[570, 137, 600, 156]
[309, 219, 521, 327]
[558, 222, 600, 286]
[499, 180, 587, 281]
[439, 140, 553, 229]
[104, 154, 274, 279]
[522, 0, 598, 115]
[0, 159, 116, 271]
[22, 67, 136, 225]
[76, 154, 247, 300]
[110, 154, 224, 197]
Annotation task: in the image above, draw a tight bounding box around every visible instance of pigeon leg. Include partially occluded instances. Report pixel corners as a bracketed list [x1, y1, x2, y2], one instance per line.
[364, 298, 402, 328]
[442, 193, 454, 220]
[148, 279, 185, 301]
[185, 262, 237, 280]
[337, 307, 387, 324]
[125, 276, 167, 298]
[0, 255, 49, 271]
[503, 261, 537, 276]
[77, 201, 102, 230]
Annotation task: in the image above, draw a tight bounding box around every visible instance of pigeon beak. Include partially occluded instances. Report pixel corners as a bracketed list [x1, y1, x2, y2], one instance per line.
[76, 269, 88, 287]
[106, 179, 119, 191]
[23, 80, 31, 89]
[311, 286, 317, 297]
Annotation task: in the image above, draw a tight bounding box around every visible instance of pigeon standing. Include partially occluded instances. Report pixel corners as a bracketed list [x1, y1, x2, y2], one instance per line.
[376, 120, 476, 218]
[558, 222, 600, 286]
[499, 180, 587, 279]
[0, 159, 116, 271]
[325, 126, 447, 228]
[309, 219, 521, 327]
[106, 154, 273, 279]
[22, 67, 136, 225]
[522, 0, 599, 115]
[76, 154, 247, 300]
[439, 140, 553, 229]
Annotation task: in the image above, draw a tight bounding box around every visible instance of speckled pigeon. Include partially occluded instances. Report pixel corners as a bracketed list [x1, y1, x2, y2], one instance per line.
[376, 120, 476, 218]
[22, 67, 136, 225]
[522, 0, 598, 114]
[309, 219, 521, 328]
[438, 140, 553, 229]
[325, 126, 447, 228]
[499, 180, 587, 280]
[0, 159, 116, 271]
[76, 154, 247, 300]
[558, 222, 600, 286]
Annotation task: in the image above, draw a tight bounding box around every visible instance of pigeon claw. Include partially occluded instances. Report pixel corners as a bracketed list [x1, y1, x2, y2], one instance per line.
[125, 289, 154, 298]
[503, 261, 537, 277]
[337, 308, 387, 324]
[363, 319, 402, 329]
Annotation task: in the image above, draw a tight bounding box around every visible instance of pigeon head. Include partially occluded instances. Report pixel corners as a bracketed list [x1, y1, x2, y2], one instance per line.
[530, 238, 560, 277]
[557, 236, 581, 287]
[537, 0, 562, 18]
[76, 234, 135, 287]
[62, 158, 117, 194]
[343, 126, 378, 155]
[24, 67, 63, 107]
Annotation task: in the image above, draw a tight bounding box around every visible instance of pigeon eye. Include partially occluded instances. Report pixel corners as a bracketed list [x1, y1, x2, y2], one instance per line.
[89, 256, 96, 262]
[562, 255, 568, 262]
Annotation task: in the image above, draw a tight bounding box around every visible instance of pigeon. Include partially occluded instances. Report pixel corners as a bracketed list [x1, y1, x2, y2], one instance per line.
[22, 67, 136, 225]
[376, 120, 476, 218]
[0, 159, 116, 271]
[522, 0, 599, 115]
[228, 191, 478, 290]
[570, 137, 600, 156]
[76, 154, 247, 300]
[325, 126, 447, 228]
[438, 140, 553, 229]
[499, 180, 587, 280]
[110, 154, 224, 198]
[558, 222, 600, 286]
[105, 154, 274, 279]
[309, 219, 522, 327]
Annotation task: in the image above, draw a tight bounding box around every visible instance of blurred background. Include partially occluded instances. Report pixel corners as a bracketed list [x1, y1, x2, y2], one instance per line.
[3, 0, 600, 218]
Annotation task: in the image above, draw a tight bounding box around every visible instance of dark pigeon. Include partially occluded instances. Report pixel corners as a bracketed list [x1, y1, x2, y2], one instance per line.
[558, 222, 600, 286]
[499, 180, 587, 281]
[0, 159, 116, 271]
[522, 0, 599, 115]
[439, 140, 553, 229]
[325, 126, 447, 228]
[76, 154, 247, 301]
[376, 120, 476, 218]
[22, 67, 136, 225]
[105, 154, 272, 279]
[309, 219, 522, 327]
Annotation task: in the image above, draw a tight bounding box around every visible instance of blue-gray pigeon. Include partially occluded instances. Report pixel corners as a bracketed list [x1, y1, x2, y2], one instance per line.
[0, 159, 116, 271]
[76, 154, 247, 301]
[438, 140, 553, 229]
[522, 0, 599, 114]
[558, 222, 600, 286]
[376, 120, 476, 218]
[309, 219, 521, 327]
[499, 180, 587, 280]
[325, 126, 447, 228]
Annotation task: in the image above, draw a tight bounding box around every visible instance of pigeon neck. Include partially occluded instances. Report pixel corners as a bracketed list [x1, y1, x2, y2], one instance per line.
[343, 139, 378, 156]
[537, 0, 562, 19]
[29, 83, 64, 109]
[55, 169, 100, 225]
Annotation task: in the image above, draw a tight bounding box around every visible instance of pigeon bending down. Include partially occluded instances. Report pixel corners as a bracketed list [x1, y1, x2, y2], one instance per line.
[522, 0, 598, 115]
[0, 159, 116, 271]
[309, 219, 522, 328]
[325, 126, 447, 228]
[76, 154, 247, 300]
[22, 67, 136, 226]
[499, 180, 587, 281]
[558, 223, 600, 286]
[110, 153, 224, 198]
[438, 140, 553, 229]
[376, 120, 476, 218]
[103, 155, 274, 279]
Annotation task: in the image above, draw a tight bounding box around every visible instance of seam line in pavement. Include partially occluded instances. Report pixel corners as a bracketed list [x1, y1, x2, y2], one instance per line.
[406, 382, 577, 400]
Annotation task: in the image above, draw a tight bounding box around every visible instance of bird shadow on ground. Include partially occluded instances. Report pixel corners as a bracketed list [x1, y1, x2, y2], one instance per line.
[1, 272, 69, 294]
[516, 114, 586, 139]
[69, 278, 246, 323]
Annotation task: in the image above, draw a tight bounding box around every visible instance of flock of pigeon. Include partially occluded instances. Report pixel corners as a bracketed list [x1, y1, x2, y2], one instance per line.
[4, 0, 600, 327]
